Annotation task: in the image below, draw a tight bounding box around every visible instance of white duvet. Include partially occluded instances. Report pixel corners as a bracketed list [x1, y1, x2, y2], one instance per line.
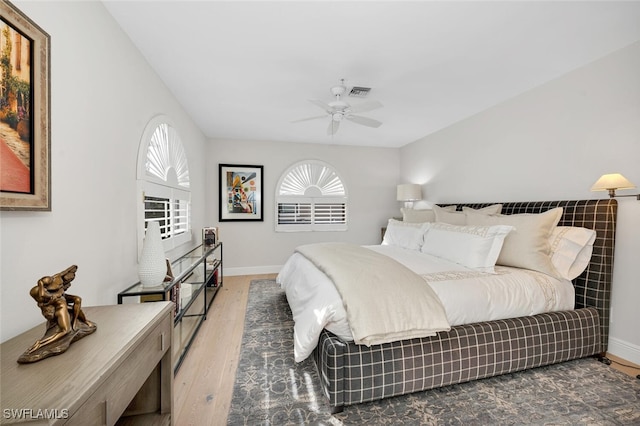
[277, 245, 575, 362]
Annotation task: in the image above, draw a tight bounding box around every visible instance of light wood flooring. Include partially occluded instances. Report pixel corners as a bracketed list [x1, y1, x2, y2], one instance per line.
[173, 274, 640, 425]
[173, 274, 275, 426]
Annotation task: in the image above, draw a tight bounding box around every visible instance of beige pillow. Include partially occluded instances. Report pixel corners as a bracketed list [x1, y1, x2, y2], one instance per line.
[402, 205, 456, 223]
[465, 207, 563, 277]
[434, 204, 503, 225]
[462, 204, 503, 215]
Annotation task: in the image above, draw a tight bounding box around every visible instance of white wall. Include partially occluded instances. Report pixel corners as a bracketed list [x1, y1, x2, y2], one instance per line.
[206, 139, 400, 274]
[0, 1, 208, 342]
[399, 41, 640, 364]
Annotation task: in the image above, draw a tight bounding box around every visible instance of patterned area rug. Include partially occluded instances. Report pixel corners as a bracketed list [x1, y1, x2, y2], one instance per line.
[227, 279, 640, 425]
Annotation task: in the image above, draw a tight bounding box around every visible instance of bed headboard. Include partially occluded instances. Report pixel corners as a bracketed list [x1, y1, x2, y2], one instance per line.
[442, 199, 618, 350]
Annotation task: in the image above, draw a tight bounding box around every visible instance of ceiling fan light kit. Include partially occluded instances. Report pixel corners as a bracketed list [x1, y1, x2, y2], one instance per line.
[292, 79, 383, 135]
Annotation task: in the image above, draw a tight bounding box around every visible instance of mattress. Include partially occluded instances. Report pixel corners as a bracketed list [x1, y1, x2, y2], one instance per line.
[277, 244, 575, 362]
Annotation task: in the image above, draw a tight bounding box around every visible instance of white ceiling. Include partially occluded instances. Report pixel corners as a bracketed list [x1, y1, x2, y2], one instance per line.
[103, 1, 640, 148]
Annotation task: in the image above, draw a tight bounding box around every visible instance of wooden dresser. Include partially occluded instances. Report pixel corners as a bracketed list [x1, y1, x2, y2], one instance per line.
[0, 302, 173, 425]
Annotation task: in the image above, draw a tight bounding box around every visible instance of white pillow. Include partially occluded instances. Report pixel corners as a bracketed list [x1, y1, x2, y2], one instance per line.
[465, 207, 563, 277]
[382, 219, 429, 251]
[549, 226, 596, 280]
[421, 222, 514, 273]
[402, 205, 456, 223]
[433, 204, 503, 225]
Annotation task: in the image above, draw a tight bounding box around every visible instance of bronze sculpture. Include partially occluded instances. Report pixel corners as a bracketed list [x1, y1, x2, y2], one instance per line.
[18, 265, 97, 363]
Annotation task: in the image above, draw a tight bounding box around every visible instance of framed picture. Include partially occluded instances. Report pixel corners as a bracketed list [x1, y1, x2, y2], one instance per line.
[0, 1, 51, 211]
[219, 164, 263, 222]
[202, 226, 218, 246]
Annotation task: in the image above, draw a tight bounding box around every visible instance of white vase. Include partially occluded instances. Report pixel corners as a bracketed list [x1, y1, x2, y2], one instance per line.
[138, 221, 167, 287]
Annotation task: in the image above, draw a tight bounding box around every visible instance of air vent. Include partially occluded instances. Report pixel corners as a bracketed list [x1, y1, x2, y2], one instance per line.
[348, 86, 371, 98]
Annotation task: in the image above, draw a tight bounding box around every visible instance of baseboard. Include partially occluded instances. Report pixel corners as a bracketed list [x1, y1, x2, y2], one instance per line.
[607, 337, 640, 366]
[224, 265, 282, 277]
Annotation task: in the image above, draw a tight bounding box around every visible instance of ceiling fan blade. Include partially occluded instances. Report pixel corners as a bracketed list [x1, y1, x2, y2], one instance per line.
[327, 119, 340, 136]
[291, 115, 327, 123]
[348, 100, 383, 114]
[346, 115, 382, 128]
[309, 99, 333, 112]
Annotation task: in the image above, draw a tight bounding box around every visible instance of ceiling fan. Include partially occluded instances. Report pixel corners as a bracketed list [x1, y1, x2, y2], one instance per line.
[292, 80, 383, 136]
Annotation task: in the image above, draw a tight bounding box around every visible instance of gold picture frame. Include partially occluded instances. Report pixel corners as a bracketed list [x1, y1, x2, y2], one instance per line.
[0, 1, 51, 211]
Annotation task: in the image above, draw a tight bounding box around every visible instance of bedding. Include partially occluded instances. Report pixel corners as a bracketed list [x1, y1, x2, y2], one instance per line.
[380, 219, 428, 250]
[401, 205, 456, 222]
[295, 243, 450, 347]
[465, 207, 564, 278]
[433, 203, 502, 224]
[549, 226, 596, 280]
[278, 244, 575, 362]
[420, 222, 513, 272]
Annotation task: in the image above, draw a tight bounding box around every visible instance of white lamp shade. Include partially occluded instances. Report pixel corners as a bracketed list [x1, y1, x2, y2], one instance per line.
[591, 173, 636, 192]
[397, 184, 422, 201]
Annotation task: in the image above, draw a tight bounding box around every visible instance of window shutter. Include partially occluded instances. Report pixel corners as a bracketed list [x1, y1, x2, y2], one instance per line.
[314, 202, 346, 225]
[275, 161, 348, 232]
[137, 116, 192, 253]
[277, 202, 312, 225]
[144, 195, 190, 239]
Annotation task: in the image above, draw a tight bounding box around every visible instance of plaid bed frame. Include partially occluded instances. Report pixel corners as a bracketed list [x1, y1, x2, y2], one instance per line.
[313, 199, 617, 412]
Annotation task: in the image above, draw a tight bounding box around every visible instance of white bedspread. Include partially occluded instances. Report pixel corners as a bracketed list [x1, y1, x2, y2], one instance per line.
[277, 245, 575, 362]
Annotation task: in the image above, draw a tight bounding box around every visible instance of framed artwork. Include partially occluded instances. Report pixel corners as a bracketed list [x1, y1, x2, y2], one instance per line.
[219, 164, 263, 222]
[202, 226, 218, 246]
[0, 1, 51, 211]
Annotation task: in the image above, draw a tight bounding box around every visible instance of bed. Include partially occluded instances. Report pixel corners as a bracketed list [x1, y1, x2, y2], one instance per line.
[277, 199, 617, 413]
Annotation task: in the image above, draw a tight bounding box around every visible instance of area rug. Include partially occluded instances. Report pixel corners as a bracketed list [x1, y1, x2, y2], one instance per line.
[227, 279, 640, 425]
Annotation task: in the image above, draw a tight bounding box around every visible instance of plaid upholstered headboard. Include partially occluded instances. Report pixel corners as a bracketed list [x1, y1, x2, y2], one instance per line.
[444, 199, 618, 350]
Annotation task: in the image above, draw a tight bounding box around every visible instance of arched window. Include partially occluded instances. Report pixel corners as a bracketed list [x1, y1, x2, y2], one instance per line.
[137, 115, 191, 251]
[275, 160, 347, 232]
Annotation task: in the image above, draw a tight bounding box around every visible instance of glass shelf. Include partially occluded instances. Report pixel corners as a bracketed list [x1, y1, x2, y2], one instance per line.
[118, 242, 223, 373]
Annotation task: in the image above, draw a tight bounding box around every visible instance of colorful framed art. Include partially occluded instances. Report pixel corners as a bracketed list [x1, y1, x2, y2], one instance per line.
[219, 164, 263, 222]
[0, 1, 51, 210]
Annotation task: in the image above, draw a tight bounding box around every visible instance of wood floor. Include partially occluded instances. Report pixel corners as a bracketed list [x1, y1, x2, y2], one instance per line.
[173, 274, 640, 425]
[173, 274, 275, 426]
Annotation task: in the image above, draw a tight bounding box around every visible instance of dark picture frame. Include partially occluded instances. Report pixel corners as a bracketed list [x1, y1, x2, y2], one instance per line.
[219, 164, 263, 222]
[0, 1, 51, 211]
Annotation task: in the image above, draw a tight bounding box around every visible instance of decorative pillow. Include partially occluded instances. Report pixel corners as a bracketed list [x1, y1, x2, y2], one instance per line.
[421, 222, 514, 273]
[382, 219, 429, 251]
[402, 205, 456, 223]
[465, 207, 563, 277]
[462, 204, 503, 214]
[549, 226, 597, 280]
[433, 204, 503, 225]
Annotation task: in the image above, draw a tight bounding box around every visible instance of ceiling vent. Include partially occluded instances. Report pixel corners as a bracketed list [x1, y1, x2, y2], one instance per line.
[348, 86, 371, 98]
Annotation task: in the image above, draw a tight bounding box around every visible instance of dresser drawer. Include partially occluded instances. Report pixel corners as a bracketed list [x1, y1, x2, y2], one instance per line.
[67, 312, 172, 425]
